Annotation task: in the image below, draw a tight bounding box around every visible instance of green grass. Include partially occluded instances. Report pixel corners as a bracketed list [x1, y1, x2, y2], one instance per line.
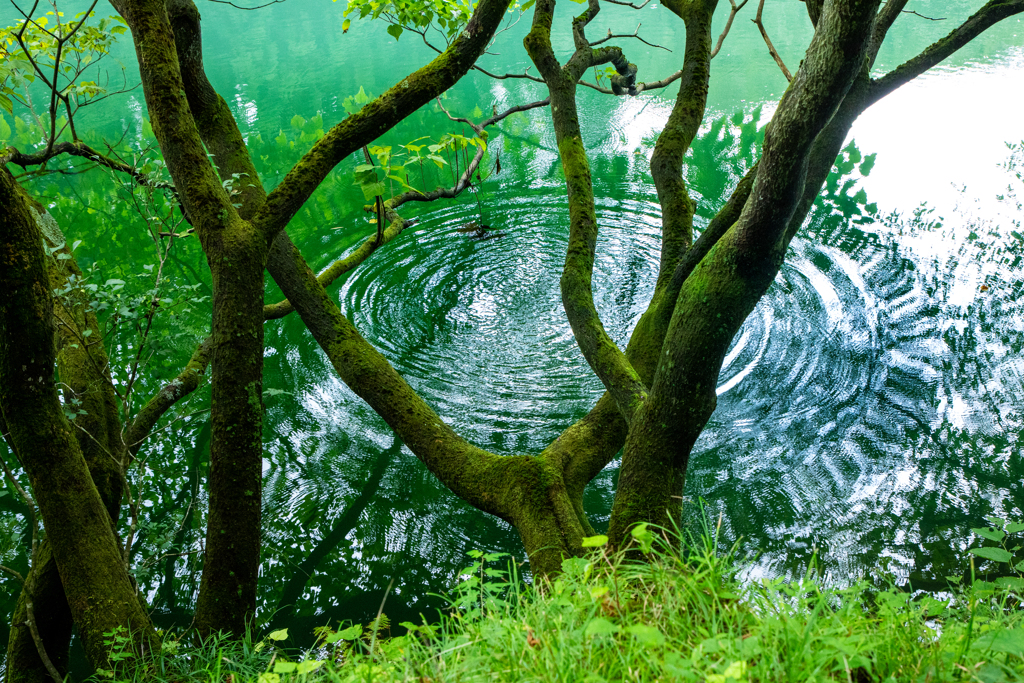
[93, 529, 1024, 683]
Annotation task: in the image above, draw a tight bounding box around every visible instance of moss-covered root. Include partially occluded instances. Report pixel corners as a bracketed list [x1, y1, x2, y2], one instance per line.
[0, 168, 158, 671]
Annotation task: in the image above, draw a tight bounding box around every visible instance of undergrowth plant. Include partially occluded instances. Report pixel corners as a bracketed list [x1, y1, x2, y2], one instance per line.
[89, 522, 1024, 683]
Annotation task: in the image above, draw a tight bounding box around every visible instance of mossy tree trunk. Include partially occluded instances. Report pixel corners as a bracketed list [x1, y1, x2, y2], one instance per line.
[0, 167, 158, 672]
[112, 0, 270, 635]
[156, 0, 1024, 579]
[4, 197, 133, 682]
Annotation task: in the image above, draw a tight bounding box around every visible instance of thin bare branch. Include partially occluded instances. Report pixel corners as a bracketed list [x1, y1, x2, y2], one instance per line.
[753, 0, 793, 81]
[590, 24, 671, 52]
[902, 9, 945, 20]
[602, 0, 653, 9]
[710, 0, 749, 58]
[0, 563, 25, 584]
[1, 140, 176, 192]
[207, 0, 283, 7]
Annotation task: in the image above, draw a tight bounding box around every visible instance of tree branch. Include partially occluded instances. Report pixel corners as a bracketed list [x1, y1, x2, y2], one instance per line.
[649, 0, 717, 292]
[525, 0, 648, 423]
[248, 0, 517, 243]
[866, 0, 909, 68]
[1, 140, 176, 197]
[0, 166, 158, 669]
[868, 0, 1024, 104]
[609, 0, 883, 545]
[590, 24, 671, 52]
[753, 0, 793, 81]
[124, 336, 212, 453]
[710, 0, 749, 58]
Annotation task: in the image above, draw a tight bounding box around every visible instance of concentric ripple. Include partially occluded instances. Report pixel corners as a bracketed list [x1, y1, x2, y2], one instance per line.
[331, 184, 1023, 584]
[338, 188, 665, 451]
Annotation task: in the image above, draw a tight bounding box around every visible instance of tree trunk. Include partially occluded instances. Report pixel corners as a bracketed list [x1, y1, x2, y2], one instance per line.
[0, 168, 158, 671]
[609, 0, 883, 546]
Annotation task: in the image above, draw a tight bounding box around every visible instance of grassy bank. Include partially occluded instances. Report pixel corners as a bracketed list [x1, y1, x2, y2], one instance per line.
[94, 525, 1024, 683]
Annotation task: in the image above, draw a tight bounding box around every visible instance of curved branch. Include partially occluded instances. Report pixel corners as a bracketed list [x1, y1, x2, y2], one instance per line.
[263, 230, 527, 522]
[1, 140, 176, 193]
[868, 0, 1024, 105]
[249, 0, 517, 243]
[649, 0, 717, 292]
[525, 0, 648, 422]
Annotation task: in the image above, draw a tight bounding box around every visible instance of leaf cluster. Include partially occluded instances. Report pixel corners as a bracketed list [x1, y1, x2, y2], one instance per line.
[0, 11, 126, 116]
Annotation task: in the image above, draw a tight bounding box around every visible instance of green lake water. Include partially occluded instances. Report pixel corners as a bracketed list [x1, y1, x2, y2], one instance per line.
[1, 0, 1024, 653]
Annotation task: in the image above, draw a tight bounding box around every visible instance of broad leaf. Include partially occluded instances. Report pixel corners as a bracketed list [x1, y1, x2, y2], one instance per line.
[969, 547, 1013, 563]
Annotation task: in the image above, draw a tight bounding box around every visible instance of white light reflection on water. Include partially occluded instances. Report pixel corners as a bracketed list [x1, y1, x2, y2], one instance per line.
[854, 47, 1024, 220]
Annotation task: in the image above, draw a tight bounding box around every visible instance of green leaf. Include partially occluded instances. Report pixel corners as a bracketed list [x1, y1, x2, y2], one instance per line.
[295, 660, 323, 674]
[995, 576, 1024, 592]
[625, 624, 665, 647]
[972, 527, 1006, 542]
[561, 556, 589, 577]
[971, 628, 1024, 656]
[631, 522, 654, 553]
[581, 534, 608, 548]
[267, 628, 289, 641]
[359, 181, 386, 200]
[272, 661, 296, 673]
[342, 18, 351, 32]
[584, 618, 620, 637]
[969, 547, 1013, 563]
[337, 624, 363, 640]
[387, 23, 403, 39]
[290, 114, 305, 130]
[1006, 522, 1024, 533]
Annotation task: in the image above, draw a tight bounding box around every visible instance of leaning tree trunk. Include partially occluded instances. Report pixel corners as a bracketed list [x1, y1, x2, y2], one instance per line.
[5, 198, 130, 682]
[0, 167, 158, 671]
[608, 0, 883, 545]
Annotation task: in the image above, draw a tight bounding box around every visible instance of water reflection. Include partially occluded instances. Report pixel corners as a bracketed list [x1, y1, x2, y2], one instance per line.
[249, 113, 1023, 640]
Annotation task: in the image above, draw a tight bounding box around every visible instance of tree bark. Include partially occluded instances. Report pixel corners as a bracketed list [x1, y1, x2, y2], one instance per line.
[115, 0, 269, 635]
[0, 168, 157, 672]
[5, 194, 139, 683]
[608, 0, 882, 546]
